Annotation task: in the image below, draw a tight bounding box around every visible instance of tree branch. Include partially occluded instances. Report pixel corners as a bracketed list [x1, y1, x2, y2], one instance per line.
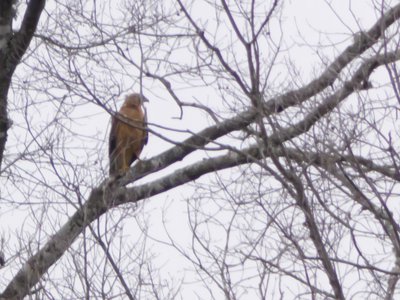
[0, 0, 14, 172]
[0, 0, 46, 173]
[270, 3, 400, 112]
[8, 0, 46, 67]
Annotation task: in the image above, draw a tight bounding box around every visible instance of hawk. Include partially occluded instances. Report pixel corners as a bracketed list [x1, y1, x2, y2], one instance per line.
[109, 93, 148, 176]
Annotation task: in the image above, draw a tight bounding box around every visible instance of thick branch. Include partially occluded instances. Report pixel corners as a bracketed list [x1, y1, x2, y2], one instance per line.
[271, 3, 400, 112]
[0, 0, 46, 172]
[121, 108, 258, 184]
[0, 1, 13, 52]
[8, 0, 46, 66]
[271, 51, 400, 144]
[0, 0, 14, 172]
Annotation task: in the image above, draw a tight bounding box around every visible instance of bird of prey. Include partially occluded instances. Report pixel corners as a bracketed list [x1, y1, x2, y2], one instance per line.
[109, 93, 148, 176]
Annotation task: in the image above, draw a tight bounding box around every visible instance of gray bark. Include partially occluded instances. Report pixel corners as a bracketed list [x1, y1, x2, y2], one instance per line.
[0, 0, 45, 172]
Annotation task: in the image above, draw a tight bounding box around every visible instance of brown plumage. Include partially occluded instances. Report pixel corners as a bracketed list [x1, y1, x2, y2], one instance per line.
[109, 93, 148, 176]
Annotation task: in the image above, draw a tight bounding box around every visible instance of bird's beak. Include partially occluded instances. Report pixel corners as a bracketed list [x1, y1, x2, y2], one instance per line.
[142, 96, 149, 103]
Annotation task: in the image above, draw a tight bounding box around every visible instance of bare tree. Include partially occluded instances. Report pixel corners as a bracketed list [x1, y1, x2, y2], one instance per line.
[1, 0, 400, 299]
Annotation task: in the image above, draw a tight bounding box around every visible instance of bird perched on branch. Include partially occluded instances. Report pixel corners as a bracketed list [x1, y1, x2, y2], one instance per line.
[109, 93, 148, 177]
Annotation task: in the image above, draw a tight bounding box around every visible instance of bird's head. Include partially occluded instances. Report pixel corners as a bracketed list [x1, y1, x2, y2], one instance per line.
[123, 93, 149, 108]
